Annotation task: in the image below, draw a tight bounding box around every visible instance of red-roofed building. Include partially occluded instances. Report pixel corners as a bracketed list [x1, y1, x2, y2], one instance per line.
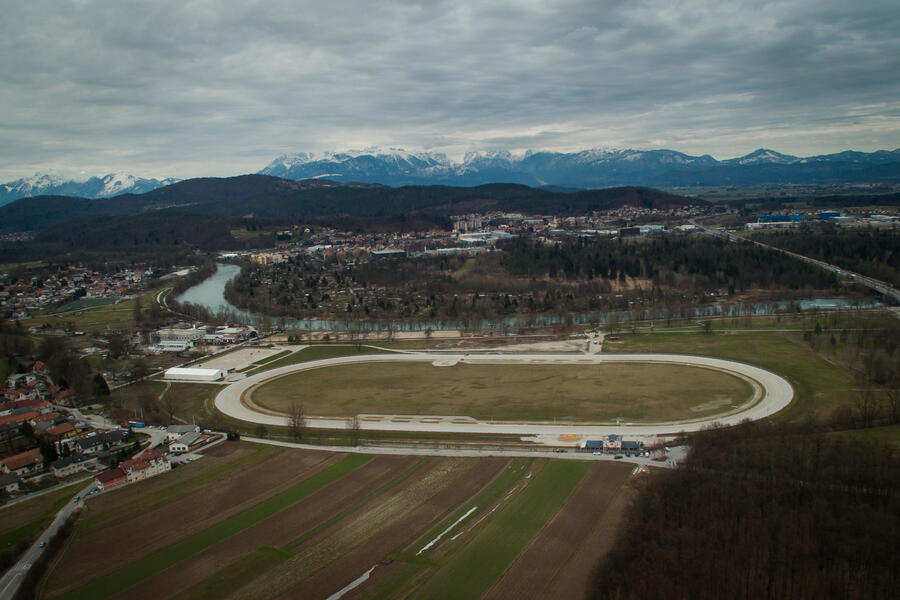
[43, 423, 76, 440]
[94, 467, 127, 491]
[0, 411, 39, 427]
[1, 448, 43, 476]
[53, 390, 77, 406]
[120, 451, 171, 483]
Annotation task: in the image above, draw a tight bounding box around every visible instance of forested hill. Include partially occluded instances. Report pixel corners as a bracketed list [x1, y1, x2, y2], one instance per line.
[0, 175, 701, 234]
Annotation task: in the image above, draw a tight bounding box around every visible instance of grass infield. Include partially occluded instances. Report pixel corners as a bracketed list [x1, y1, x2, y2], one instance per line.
[250, 361, 754, 423]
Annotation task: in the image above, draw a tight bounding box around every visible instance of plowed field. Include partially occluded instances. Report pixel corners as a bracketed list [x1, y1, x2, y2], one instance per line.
[42, 444, 638, 600]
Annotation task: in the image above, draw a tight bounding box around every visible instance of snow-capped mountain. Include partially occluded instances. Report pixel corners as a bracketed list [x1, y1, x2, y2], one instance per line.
[260, 147, 900, 187]
[0, 171, 180, 207]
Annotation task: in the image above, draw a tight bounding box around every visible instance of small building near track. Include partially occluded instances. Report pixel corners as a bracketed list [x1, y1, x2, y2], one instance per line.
[163, 367, 225, 382]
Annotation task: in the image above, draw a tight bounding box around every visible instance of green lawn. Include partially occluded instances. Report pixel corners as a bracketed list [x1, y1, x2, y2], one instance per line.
[250, 361, 754, 423]
[60, 454, 371, 600]
[604, 330, 858, 422]
[244, 344, 391, 375]
[414, 459, 591, 599]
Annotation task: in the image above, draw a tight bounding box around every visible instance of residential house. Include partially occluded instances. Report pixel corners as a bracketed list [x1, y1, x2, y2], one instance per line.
[1, 448, 43, 476]
[50, 455, 99, 478]
[94, 467, 127, 491]
[120, 451, 171, 483]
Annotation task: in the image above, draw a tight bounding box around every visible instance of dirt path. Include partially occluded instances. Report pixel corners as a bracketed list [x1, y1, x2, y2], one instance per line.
[117, 454, 419, 600]
[44, 448, 338, 597]
[484, 462, 633, 600]
[278, 457, 509, 600]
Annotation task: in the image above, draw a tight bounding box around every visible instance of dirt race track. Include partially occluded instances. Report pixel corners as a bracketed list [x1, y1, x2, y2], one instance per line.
[215, 351, 794, 436]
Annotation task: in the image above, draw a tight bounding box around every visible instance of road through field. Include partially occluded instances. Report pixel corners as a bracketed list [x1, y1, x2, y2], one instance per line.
[214, 352, 794, 437]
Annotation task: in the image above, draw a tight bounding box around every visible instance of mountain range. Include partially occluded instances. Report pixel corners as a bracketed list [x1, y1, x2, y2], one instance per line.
[0, 172, 179, 207]
[258, 147, 900, 188]
[2, 147, 899, 206]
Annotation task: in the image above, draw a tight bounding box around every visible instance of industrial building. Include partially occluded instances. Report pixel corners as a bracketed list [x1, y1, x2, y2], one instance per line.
[163, 367, 225, 382]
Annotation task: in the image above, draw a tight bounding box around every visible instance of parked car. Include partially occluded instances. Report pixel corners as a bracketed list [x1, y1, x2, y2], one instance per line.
[614, 455, 624, 460]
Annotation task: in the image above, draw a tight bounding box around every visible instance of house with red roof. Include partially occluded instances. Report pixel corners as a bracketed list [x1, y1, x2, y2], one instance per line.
[95, 466, 127, 491]
[1, 448, 43, 476]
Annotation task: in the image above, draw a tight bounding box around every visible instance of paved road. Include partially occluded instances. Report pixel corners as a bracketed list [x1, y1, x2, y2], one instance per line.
[242, 435, 687, 468]
[691, 218, 900, 303]
[0, 482, 94, 600]
[214, 352, 794, 437]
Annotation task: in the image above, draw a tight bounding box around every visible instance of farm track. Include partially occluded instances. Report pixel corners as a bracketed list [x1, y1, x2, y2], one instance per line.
[280, 457, 509, 599]
[44, 448, 337, 597]
[485, 462, 633, 600]
[119, 454, 418, 600]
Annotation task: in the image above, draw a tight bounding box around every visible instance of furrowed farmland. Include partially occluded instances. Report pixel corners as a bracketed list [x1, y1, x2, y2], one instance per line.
[38, 443, 636, 600]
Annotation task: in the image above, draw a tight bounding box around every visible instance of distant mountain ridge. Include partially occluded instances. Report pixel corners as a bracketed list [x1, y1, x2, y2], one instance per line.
[0, 171, 180, 206]
[259, 147, 900, 187]
[0, 175, 697, 236]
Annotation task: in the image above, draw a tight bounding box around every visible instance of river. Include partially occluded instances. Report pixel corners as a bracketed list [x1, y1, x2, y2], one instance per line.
[176, 263, 882, 332]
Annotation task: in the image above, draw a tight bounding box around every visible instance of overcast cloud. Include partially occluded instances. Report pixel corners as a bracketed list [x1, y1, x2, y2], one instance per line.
[1, 0, 899, 179]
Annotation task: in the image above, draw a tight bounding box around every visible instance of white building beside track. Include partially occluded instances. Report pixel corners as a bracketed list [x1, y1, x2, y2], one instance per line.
[164, 367, 225, 381]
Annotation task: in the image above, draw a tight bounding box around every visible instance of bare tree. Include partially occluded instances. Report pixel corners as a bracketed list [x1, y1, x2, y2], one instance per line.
[854, 390, 879, 429]
[159, 385, 179, 424]
[288, 400, 306, 442]
[347, 415, 362, 446]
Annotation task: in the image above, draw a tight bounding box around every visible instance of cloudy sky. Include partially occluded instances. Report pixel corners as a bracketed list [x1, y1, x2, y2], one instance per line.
[1, 0, 899, 180]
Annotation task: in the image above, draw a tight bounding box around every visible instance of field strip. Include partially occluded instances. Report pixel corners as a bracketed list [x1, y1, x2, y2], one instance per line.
[177, 547, 294, 600]
[325, 566, 376, 600]
[412, 460, 592, 600]
[284, 457, 431, 550]
[228, 458, 473, 600]
[78, 444, 278, 531]
[278, 457, 509, 599]
[484, 462, 633, 599]
[57, 454, 372, 600]
[549, 485, 638, 598]
[363, 459, 526, 599]
[115, 456, 420, 600]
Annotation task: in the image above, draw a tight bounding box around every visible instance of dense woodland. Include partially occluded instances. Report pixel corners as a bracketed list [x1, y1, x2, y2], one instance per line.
[754, 227, 900, 288]
[499, 236, 841, 292]
[224, 235, 855, 323]
[591, 422, 899, 600]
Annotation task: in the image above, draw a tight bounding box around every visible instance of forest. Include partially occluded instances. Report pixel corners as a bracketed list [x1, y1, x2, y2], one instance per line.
[223, 235, 856, 323]
[591, 422, 899, 600]
[753, 227, 900, 288]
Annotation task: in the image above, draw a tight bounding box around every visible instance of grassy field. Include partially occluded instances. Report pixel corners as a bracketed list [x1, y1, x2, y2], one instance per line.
[603, 330, 858, 422]
[37, 444, 636, 600]
[244, 344, 391, 375]
[249, 362, 754, 423]
[0, 482, 84, 554]
[19, 285, 169, 331]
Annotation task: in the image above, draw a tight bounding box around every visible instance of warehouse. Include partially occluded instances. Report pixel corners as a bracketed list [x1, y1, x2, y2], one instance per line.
[163, 367, 225, 382]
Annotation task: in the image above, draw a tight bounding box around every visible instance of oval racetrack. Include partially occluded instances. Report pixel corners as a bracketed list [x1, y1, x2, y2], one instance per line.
[214, 352, 793, 437]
